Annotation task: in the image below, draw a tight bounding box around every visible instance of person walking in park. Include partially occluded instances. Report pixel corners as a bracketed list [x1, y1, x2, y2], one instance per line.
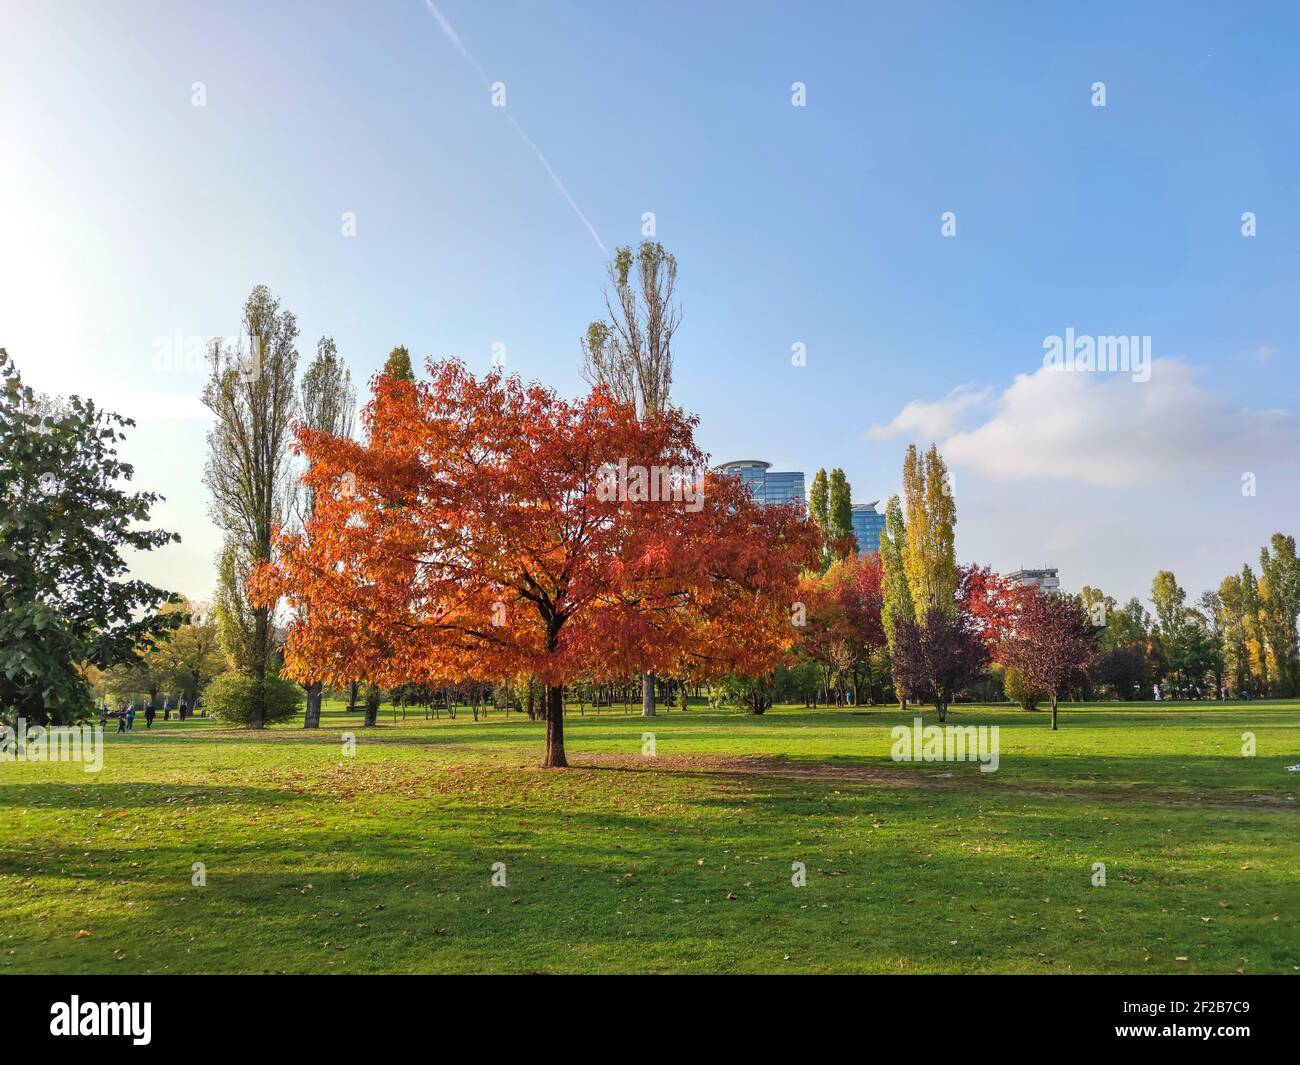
[145, 702, 156, 729]
[178, 694, 188, 721]
[125, 703, 136, 732]
[116, 707, 127, 733]
[163, 694, 172, 721]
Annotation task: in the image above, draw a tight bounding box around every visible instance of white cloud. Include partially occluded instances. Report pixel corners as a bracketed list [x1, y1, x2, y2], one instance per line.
[867, 385, 991, 441]
[870, 360, 1300, 602]
[936, 359, 1296, 486]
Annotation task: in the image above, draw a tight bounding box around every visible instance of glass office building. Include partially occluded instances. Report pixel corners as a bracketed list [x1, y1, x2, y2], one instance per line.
[850, 502, 885, 554]
[718, 462, 885, 556]
[717, 460, 806, 508]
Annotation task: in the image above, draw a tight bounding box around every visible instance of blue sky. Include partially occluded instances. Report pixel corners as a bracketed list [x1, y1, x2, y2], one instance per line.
[3, 0, 1297, 606]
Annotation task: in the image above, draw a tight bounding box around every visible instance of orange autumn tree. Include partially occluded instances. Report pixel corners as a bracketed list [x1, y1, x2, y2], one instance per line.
[797, 551, 885, 704]
[250, 360, 818, 767]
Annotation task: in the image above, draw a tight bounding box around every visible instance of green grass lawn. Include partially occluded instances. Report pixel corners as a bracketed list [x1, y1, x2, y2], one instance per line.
[2, 699, 1297, 974]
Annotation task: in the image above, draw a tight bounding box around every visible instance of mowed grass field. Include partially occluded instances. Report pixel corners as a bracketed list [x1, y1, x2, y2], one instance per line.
[1, 699, 1297, 974]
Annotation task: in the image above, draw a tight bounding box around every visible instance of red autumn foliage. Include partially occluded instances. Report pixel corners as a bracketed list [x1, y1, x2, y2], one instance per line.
[890, 606, 989, 722]
[997, 589, 1099, 730]
[249, 361, 819, 766]
[957, 563, 1028, 656]
[796, 552, 886, 703]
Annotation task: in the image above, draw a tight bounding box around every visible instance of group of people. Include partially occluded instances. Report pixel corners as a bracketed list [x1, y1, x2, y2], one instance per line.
[101, 693, 197, 733]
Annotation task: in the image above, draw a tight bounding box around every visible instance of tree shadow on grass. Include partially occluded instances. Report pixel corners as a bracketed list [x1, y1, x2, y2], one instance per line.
[6, 803, 1295, 975]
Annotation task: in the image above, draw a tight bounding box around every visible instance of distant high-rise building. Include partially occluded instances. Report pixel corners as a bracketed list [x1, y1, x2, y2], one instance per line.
[717, 460, 805, 507]
[1005, 567, 1060, 594]
[850, 501, 885, 554]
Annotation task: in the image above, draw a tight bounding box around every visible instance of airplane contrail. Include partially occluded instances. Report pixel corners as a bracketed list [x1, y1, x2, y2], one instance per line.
[423, 1, 608, 257]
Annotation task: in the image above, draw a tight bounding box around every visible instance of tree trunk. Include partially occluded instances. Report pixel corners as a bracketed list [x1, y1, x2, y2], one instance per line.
[249, 606, 268, 729]
[641, 671, 656, 717]
[543, 684, 567, 767]
[304, 681, 322, 729]
[1050, 695, 1058, 731]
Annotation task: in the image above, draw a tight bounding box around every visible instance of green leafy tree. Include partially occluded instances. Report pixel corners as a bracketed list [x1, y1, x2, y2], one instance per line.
[206, 671, 302, 726]
[383, 345, 415, 382]
[901, 443, 958, 616]
[148, 599, 225, 705]
[1003, 666, 1041, 711]
[1166, 619, 1222, 699]
[879, 495, 914, 709]
[1150, 570, 1187, 639]
[1218, 568, 1266, 697]
[363, 683, 381, 727]
[0, 350, 181, 725]
[809, 468, 830, 568]
[827, 467, 854, 557]
[1258, 533, 1300, 696]
[1107, 597, 1150, 651]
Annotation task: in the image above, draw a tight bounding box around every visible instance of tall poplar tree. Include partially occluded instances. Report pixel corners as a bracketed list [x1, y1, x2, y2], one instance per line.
[582, 241, 680, 715]
[202, 285, 299, 729]
[809, 468, 830, 538]
[879, 495, 913, 709]
[1258, 533, 1300, 695]
[828, 468, 854, 556]
[900, 444, 958, 616]
[296, 336, 355, 728]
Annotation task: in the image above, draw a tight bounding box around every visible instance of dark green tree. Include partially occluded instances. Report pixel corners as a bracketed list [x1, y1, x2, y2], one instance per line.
[809, 468, 830, 539]
[828, 467, 854, 556]
[0, 350, 181, 725]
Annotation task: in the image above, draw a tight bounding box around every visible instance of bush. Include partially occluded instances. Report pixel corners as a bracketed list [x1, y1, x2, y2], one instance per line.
[1003, 666, 1041, 711]
[720, 674, 774, 715]
[205, 671, 303, 727]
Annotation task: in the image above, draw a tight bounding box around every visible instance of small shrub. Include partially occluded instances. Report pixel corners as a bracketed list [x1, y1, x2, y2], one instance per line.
[206, 671, 303, 727]
[1003, 666, 1041, 712]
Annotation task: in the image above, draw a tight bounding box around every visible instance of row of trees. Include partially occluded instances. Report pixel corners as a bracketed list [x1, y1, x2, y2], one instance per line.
[89, 599, 223, 710]
[1078, 534, 1300, 701]
[786, 445, 1098, 729]
[808, 467, 856, 566]
[202, 286, 359, 729]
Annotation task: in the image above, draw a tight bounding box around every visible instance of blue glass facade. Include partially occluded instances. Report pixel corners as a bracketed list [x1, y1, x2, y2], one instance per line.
[719, 463, 884, 556]
[851, 502, 885, 554]
[718, 460, 805, 508]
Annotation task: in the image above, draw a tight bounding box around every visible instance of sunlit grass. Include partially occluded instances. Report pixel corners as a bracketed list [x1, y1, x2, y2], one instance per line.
[1, 699, 1296, 973]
